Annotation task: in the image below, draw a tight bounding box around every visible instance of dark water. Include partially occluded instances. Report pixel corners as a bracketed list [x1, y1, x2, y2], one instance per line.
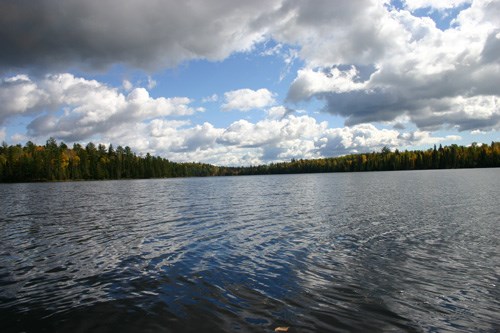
[1, 169, 499, 332]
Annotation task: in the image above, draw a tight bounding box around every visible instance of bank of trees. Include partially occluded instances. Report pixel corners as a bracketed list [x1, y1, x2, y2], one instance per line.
[0, 139, 498, 182]
[0, 138, 221, 182]
[235, 142, 500, 175]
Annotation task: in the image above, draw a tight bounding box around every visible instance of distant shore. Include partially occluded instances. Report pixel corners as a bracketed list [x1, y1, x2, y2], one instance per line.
[1, 139, 498, 183]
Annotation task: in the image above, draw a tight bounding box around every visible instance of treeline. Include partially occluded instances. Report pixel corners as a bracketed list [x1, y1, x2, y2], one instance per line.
[0, 139, 499, 182]
[233, 142, 500, 175]
[0, 138, 223, 182]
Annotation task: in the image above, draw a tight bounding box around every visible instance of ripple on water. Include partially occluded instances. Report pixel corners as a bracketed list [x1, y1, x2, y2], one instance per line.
[1, 170, 499, 332]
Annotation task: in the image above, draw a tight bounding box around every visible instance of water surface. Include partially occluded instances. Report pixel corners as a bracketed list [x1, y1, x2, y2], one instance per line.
[1, 169, 499, 332]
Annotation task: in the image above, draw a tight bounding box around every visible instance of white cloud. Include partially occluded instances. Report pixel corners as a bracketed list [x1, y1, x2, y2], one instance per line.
[11, 133, 27, 144]
[267, 106, 288, 119]
[89, 110, 453, 165]
[404, 0, 472, 11]
[0, 75, 48, 122]
[0, 73, 466, 165]
[470, 129, 492, 135]
[261, 43, 299, 81]
[0, 1, 497, 164]
[319, 124, 463, 156]
[284, 0, 500, 132]
[217, 119, 279, 147]
[202, 94, 218, 103]
[147, 76, 157, 89]
[122, 79, 133, 91]
[288, 66, 366, 102]
[0, 1, 497, 134]
[409, 95, 500, 131]
[217, 115, 327, 149]
[143, 114, 329, 164]
[125, 88, 193, 118]
[272, 0, 402, 67]
[147, 120, 223, 153]
[126, 114, 461, 165]
[222, 88, 276, 111]
[398, 130, 461, 146]
[322, 124, 400, 155]
[261, 43, 283, 57]
[0, 74, 197, 142]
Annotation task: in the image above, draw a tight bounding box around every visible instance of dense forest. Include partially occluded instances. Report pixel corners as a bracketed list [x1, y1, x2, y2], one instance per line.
[0, 138, 499, 182]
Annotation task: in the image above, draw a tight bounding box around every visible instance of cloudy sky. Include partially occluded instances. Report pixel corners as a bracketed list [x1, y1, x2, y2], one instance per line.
[0, 0, 498, 165]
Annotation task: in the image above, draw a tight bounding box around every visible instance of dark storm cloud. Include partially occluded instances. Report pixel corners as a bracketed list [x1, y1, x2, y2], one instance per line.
[0, 0, 396, 72]
[0, 0, 277, 71]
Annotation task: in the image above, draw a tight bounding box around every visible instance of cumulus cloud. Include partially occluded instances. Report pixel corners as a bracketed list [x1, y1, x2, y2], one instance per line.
[0, 75, 48, 123]
[140, 114, 461, 165]
[0, 74, 196, 141]
[148, 120, 223, 153]
[288, 66, 366, 101]
[318, 124, 463, 157]
[271, 0, 403, 67]
[145, 115, 336, 164]
[222, 88, 276, 111]
[1, 1, 498, 133]
[0, 0, 497, 163]
[404, 0, 472, 11]
[217, 116, 325, 148]
[147, 76, 157, 90]
[202, 94, 219, 103]
[285, 0, 500, 132]
[122, 79, 133, 91]
[398, 131, 461, 145]
[0, 72, 464, 165]
[267, 106, 288, 119]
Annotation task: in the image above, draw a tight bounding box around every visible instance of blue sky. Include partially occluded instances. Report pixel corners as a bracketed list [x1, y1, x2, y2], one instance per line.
[0, 0, 498, 165]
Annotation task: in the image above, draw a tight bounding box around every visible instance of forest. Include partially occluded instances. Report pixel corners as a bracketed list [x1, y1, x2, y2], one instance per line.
[0, 138, 499, 182]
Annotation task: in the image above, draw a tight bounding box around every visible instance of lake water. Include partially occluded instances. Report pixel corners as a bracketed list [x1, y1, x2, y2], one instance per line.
[1, 169, 499, 332]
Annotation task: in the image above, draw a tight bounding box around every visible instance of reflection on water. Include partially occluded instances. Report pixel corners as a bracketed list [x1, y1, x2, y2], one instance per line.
[1, 169, 499, 332]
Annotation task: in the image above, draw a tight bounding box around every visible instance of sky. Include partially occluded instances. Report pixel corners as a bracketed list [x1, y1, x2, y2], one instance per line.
[0, 0, 499, 166]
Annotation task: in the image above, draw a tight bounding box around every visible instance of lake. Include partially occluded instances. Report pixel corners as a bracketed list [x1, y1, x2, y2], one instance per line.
[1, 169, 499, 332]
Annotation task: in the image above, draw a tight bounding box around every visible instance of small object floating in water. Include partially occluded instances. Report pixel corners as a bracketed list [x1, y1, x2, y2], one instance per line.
[275, 327, 290, 332]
